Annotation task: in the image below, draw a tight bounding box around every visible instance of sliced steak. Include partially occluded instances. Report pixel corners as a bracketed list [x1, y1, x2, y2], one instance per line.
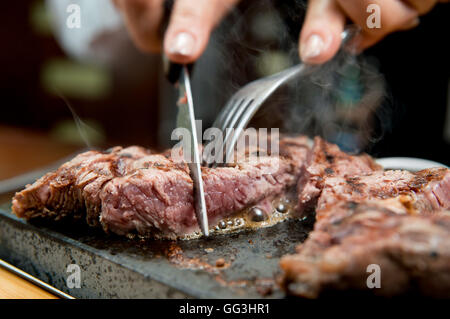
[100, 137, 310, 239]
[12, 146, 151, 226]
[13, 136, 310, 238]
[317, 167, 450, 212]
[280, 198, 450, 298]
[296, 137, 382, 215]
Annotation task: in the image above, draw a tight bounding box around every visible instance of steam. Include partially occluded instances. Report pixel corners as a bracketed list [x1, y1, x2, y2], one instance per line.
[55, 91, 98, 149]
[284, 48, 387, 153]
[210, 0, 388, 154]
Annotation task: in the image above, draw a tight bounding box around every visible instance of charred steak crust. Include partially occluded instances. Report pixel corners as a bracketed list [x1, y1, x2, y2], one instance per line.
[280, 199, 450, 298]
[318, 167, 450, 212]
[12, 136, 311, 238]
[296, 137, 382, 215]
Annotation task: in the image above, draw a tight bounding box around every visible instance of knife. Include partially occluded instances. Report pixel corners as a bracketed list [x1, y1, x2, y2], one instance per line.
[161, 0, 208, 236]
[174, 65, 209, 236]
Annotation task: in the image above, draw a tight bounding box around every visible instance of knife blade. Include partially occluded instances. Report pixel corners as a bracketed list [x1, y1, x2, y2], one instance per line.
[176, 66, 209, 236]
[160, 0, 207, 236]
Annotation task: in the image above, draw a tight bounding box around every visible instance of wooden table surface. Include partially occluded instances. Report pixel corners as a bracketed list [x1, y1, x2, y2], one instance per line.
[0, 125, 80, 299]
[0, 264, 58, 299]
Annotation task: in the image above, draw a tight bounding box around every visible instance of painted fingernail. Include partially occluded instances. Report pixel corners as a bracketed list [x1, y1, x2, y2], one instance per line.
[301, 34, 326, 61]
[169, 32, 196, 56]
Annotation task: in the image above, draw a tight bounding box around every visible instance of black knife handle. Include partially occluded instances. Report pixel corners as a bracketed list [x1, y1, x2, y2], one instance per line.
[161, 0, 194, 84]
[163, 56, 184, 84]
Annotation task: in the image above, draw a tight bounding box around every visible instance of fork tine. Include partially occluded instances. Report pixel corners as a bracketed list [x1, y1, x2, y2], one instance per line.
[209, 98, 254, 167]
[212, 98, 237, 130]
[203, 98, 239, 166]
[216, 97, 247, 132]
[213, 78, 260, 131]
[224, 99, 261, 164]
[221, 98, 254, 144]
[204, 98, 243, 166]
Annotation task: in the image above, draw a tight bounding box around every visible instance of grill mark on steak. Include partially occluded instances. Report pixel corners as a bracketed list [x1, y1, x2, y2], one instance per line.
[296, 137, 382, 215]
[318, 168, 450, 213]
[345, 177, 365, 195]
[324, 152, 334, 164]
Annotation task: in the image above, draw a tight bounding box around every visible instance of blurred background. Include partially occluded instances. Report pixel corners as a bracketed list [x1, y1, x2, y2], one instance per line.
[0, 0, 449, 191]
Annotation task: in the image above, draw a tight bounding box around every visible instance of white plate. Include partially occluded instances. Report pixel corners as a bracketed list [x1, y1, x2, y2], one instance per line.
[376, 157, 448, 172]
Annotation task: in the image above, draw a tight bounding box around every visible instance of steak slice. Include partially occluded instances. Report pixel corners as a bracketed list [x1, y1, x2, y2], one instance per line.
[12, 136, 311, 238]
[280, 198, 450, 298]
[296, 137, 382, 215]
[100, 137, 311, 239]
[317, 167, 450, 212]
[281, 167, 450, 298]
[12, 146, 151, 226]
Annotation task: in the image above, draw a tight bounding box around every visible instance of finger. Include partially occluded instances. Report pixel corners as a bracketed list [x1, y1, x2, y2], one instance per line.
[115, 0, 165, 53]
[402, 0, 438, 14]
[336, 0, 419, 50]
[164, 0, 239, 63]
[299, 0, 346, 64]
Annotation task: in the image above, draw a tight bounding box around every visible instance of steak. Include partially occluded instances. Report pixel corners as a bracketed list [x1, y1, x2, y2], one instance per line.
[280, 167, 450, 298]
[281, 199, 450, 298]
[317, 167, 450, 212]
[12, 136, 311, 239]
[101, 153, 299, 237]
[296, 137, 382, 215]
[12, 146, 151, 226]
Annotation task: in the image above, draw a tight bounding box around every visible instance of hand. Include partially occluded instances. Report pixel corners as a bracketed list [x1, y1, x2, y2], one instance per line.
[299, 0, 448, 64]
[113, 0, 239, 63]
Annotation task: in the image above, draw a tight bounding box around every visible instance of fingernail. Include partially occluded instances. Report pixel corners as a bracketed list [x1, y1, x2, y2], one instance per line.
[301, 34, 326, 61]
[169, 32, 196, 56]
[406, 17, 420, 29]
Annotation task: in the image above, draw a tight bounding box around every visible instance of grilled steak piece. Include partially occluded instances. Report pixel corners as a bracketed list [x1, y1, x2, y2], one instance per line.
[281, 167, 450, 298]
[296, 137, 382, 215]
[317, 167, 450, 212]
[101, 152, 302, 238]
[12, 146, 151, 226]
[13, 136, 311, 238]
[100, 136, 311, 238]
[280, 199, 450, 298]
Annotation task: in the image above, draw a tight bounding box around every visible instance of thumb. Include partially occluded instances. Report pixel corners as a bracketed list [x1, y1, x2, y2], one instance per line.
[299, 0, 346, 64]
[164, 0, 239, 63]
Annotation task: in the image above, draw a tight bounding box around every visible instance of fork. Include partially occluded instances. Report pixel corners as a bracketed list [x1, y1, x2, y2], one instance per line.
[204, 28, 358, 167]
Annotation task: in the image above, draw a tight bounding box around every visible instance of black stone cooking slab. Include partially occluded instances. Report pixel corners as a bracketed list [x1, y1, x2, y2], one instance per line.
[0, 204, 313, 299]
